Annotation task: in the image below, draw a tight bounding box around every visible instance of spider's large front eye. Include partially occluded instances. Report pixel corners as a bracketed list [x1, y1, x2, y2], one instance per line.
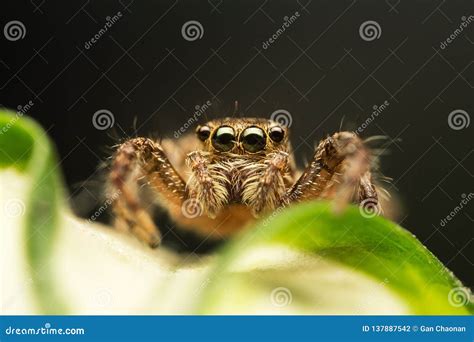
[197, 126, 211, 141]
[241, 126, 266, 153]
[269, 126, 285, 143]
[212, 126, 235, 152]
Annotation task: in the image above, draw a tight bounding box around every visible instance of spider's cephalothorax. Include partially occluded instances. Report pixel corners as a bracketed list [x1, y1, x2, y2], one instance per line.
[108, 117, 379, 247]
[186, 118, 295, 219]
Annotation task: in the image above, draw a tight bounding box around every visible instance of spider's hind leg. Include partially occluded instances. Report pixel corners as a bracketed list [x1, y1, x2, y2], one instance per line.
[284, 131, 379, 213]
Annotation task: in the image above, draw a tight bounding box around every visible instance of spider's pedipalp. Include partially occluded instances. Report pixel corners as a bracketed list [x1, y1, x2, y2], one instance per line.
[185, 151, 230, 218]
[241, 151, 290, 216]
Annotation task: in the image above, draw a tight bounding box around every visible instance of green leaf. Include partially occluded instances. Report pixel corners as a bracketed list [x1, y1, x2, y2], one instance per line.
[196, 200, 473, 314]
[0, 109, 68, 313]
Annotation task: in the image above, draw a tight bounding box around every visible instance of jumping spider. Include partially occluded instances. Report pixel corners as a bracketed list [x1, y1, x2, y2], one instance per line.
[109, 117, 379, 247]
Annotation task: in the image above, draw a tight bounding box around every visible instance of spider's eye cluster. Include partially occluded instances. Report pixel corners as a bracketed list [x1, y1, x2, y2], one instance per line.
[212, 126, 235, 152]
[197, 126, 211, 141]
[241, 127, 266, 153]
[203, 124, 285, 153]
[269, 126, 285, 142]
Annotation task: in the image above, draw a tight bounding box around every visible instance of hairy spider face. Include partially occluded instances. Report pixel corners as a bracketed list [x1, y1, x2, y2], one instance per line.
[195, 117, 289, 156]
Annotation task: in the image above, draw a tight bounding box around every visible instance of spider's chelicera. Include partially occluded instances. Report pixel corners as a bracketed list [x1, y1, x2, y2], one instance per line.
[109, 117, 379, 247]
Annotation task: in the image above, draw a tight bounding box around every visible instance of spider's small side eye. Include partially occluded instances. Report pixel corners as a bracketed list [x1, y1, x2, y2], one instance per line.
[197, 126, 211, 141]
[269, 126, 285, 142]
[212, 126, 235, 152]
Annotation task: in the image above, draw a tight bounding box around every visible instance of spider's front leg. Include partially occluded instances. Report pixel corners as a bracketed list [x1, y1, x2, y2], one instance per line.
[109, 137, 187, 247]
[284, 132, 378, 212]
[241, 151, 291, 217]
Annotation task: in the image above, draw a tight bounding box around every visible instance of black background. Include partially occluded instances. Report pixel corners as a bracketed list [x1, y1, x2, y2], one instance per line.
[1, 0, 473, 287]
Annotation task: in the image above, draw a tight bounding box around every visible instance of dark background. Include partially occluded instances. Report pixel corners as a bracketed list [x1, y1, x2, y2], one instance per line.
[1, 0, 473, 287]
